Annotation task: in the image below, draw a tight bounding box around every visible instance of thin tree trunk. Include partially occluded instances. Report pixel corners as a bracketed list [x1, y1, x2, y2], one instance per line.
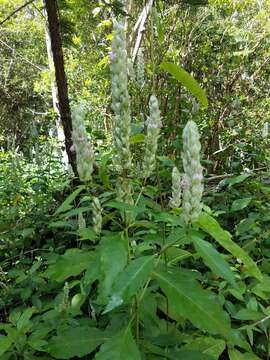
[44, 16, 68, 166]
[44, 0, 77, 175]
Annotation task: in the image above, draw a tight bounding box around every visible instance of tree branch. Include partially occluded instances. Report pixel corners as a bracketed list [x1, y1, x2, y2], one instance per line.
[0, 0, 36, 26]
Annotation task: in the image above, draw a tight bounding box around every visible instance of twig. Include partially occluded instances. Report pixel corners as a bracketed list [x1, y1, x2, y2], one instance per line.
[0, 0, 36, 26]
[205, 167, 267, 182]
[132, 0, 154, 62]
[0, 38, 44, 71]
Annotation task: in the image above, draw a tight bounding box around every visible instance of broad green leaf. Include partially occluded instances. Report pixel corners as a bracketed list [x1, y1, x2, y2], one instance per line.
[160, 62, 208, 107]
[226, 174, 251, 188]
[17, 307, 35, 331]
[53, 186, 85, 215]
[77, 227, 96, 241]
[94, 327, 141, 360]
[99, 235, 127, 302]
[46, 326, 107, 359]
[154, 270, 231, 337]
[182, 337, 225, 360]
[129, 133, 145, 144]
[231, 198, 252, 212]
[105, 201, 145, 214]
[166, 247, 192, 265]
[228, 348, 260, 360]
[197, 213, 263, 281]
[0, 336, 12, 356]
[43, 249, 93, 282]
[193, 237, 236, 286]
[105, 256, 155, 312]
[233, 309, 263, 321]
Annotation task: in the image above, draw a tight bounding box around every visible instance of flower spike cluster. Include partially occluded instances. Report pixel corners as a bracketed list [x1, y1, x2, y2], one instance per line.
[110, 21, 132, 172]
[71, 104, 95, 182]
[182, 120, 204, 224]
[143, 95, 162, 178]
[169, 167, 182, 208]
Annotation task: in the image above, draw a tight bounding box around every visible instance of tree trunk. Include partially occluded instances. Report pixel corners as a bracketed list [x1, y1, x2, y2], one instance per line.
[44, 15, 68, 166]
[44, 0, 77, 175]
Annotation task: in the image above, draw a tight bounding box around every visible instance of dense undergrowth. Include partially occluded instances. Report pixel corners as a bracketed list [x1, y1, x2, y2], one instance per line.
[1, 148, 270, 359]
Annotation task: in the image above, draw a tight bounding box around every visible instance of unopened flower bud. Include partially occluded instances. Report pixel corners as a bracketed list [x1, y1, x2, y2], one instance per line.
[169, 167, 182, 208]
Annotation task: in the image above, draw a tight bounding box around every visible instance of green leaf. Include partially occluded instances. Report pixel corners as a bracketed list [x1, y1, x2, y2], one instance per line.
[0, 336, 12, 356]
[226, 174, 251, 188]
[94, 327, 141, 360]
[44, 249, 93, 282]
[53, 186, 85, 215]
[231, 198, 252, 212]
[99, 235, 128, 302]
[160, 62, 208, 107]
[168, 348, 213, 360]
[228, 348, 260, 360]
[105, 256, 155, 312]
[17, 307, 35, 331]
[77, 227, 96, 241]
[46, 326, 107, 359]
[129, 133, 145, 144]
[233, 309, 263, 321]
[154, 270, 231, 337]
[197, 213, 263, 281]
[193, 237, 236, 286]
[181, 337, 225, 360]
[105, 201, 145, 214]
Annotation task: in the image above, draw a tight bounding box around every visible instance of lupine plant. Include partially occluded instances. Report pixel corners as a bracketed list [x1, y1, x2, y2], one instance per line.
[0, 14, 267, 360]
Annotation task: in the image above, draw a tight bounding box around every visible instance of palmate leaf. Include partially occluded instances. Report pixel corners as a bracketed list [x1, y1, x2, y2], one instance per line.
[154, 270, 231, 338]
[193, 236, 236, 286]
[46, 326, 108, 359]
[105, 256, 155, 312]
[43, 249, 94, 282]
[94, 327, 141, 360]
[197, 213, 263, 281]
[160, 62, 208, 107]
